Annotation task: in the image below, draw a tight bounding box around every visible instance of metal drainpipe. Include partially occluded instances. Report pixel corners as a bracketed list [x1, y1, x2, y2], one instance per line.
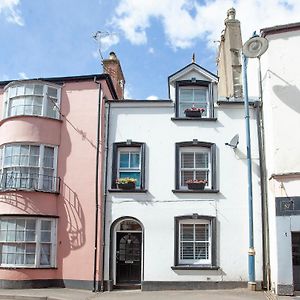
[100, 100, 110, 291]
[242, 54, 256, 289]
[93, 82, 102, 292]
[256, 57, 271, 290]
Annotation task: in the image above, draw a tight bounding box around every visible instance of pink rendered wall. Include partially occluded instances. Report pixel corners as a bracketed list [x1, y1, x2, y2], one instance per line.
[0, 78, 113, 284]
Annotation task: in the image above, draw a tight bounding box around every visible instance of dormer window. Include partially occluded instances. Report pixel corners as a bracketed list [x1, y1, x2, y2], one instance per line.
[176, 81, 212, 118]
[3, 82, 61, 120]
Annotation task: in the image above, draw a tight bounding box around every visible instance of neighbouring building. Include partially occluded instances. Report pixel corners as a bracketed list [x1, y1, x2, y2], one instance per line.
[249, 22, 300, 296]
[103, 10, 264, 290]
[0, 52, 124, 289]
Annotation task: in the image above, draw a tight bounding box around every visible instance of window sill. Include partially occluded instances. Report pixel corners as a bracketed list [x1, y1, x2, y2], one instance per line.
[108, 189, 148, 193]
[171, 117, 217, 121]
[172, 189, 219, 194]
[171, 265, 219, 270]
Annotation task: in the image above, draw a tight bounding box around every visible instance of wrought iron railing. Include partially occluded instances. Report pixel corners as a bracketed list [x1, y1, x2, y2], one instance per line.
[0, 172, 60, 193]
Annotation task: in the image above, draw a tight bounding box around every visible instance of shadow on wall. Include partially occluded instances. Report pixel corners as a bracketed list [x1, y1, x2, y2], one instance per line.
[268, 70, 300, 114]
[60, 181, 85, 250]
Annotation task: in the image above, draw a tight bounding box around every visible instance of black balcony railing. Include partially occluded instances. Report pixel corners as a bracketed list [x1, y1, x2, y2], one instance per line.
[0, 172, 60, 193]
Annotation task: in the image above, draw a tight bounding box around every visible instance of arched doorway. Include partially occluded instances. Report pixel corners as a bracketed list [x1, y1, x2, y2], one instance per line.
[111, 217, 143, 287]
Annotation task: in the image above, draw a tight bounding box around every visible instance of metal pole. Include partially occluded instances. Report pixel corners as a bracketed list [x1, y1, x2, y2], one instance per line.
[242, 54, 256, 290]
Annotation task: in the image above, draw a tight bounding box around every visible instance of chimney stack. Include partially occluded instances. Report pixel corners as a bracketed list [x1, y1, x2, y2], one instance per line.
[102, 52, 125, 99]
[217, 8, 243, 99]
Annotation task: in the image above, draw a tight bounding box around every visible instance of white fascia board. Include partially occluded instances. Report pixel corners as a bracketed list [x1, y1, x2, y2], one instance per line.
[169, 64, 218, 84]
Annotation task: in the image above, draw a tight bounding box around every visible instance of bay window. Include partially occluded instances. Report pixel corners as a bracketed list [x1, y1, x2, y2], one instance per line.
[3, 82, 61, 119]
[0, 217, 57, 268]
[0, 144, 58, 193]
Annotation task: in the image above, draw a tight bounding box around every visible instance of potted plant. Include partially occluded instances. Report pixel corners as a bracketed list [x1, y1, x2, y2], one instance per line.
[186, 179, 207, 190]
[116, 177, 136, 190]
[184, 106, 205, 118]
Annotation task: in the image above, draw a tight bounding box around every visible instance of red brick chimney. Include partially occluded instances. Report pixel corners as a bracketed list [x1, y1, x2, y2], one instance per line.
[102, 52, 125, 99]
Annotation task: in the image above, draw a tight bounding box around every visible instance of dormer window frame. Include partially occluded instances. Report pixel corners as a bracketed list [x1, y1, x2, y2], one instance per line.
[175, 80, 214, 119]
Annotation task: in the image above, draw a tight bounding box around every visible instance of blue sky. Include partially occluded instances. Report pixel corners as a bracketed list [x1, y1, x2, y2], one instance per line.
[0, 0, 299, 99]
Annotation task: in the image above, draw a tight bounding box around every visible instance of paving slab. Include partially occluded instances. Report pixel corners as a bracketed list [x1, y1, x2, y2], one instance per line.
[0, 288, 272, 300]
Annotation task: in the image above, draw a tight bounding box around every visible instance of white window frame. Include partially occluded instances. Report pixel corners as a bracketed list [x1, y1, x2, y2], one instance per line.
[3, 82, 61, 120]
[178, 219, 211, 265]
[179, 147, 211, 189]
[0, 217, 57, 268]
[117, 147, 141, 188]
[0, 143, 58, 192]
[178, 85, 210, 118]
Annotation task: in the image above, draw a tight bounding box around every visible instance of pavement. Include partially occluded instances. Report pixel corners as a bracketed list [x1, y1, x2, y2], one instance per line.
[0, 288, 299, 300]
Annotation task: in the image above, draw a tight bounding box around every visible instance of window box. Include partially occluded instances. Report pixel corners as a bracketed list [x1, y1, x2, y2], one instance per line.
[187, 182, 206, 190]
[185, 110, 203, 118]
[117, 182, 136, 190]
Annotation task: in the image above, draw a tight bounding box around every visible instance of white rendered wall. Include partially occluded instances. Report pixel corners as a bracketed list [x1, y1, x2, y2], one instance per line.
[104, 100, 263, 284]
[248, 29, 300, 294]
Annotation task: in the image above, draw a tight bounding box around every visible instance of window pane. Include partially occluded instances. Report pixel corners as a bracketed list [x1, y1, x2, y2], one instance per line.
[34, 85, 43, 95]
[181, 153, 194, 168]
[41, 231, 51, 243]
[16, 231, 25, 241]
[26, 220, 36, 230]
[181, 242, 194, 259]
[48, 87, 57, 98]
[40, 244, 51, 265]
[181, 170, 194, 186]
[181, 224, 193, 241]
[195, 152, 208, 168]
[195, 242, 209, 259]
[180, 89, 193, 102]
[7, 253, 15, 264]
[41, 220, 51, 231]
[30, 146, 40, 156]
[130, 153, 140, 168]
[195, 170, 208, 181]
[16, 219, 25, 230]
[25, 254, 35, 265]
[25, 231, 35, 241]
[119, 153, 129, 168]
[195, 224, 209, 241]
[25, 85, 34, 95]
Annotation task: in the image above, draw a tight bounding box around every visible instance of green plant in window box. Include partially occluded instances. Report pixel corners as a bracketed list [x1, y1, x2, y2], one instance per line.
[116, 178, 137, 190]
[184, 106, 205, 118]
[186, 179, 207, 190]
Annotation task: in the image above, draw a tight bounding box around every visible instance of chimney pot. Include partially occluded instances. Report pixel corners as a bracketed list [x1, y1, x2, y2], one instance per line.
[109, 51, 117, 60]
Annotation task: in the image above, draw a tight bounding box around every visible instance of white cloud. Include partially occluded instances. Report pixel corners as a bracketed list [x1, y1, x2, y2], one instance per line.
[148, 47, 154, 54]
[124, 85, 132, 99]
[18, 72, 28, 79]
[146, 95, 159, 100]
[0, 0, 24, 26]
[111, 0, 300, 50]
[99, 34, 120, 52]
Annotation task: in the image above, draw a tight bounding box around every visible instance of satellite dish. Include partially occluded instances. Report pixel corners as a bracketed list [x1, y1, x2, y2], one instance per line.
[242, 36, 269, 58]
[225, 134, 239, 149]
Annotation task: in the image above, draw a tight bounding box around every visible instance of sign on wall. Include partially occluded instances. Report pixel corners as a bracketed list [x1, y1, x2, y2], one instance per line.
[276, 197, 300, 216]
